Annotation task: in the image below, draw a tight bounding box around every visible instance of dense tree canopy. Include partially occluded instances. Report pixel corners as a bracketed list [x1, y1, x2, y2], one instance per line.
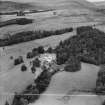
[55, 27, 105, 66]
[21, 64, 27, 72]
[64, 56, 81, 72]
[0, 27, 73, 46]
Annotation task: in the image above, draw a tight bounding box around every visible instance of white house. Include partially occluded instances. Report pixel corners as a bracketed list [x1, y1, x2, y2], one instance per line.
[38, 53, 56, 69]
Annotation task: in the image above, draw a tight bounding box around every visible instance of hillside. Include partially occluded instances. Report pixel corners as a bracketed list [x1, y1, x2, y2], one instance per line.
[26, 0, 100, 11]
[94, 1, 105, 7]
[0, 0, 104, 36]
[51, 0, 98, 10]
[0, 1, 44, 12]
[0, 0, 102, 16]
[0, 0, 99, 12]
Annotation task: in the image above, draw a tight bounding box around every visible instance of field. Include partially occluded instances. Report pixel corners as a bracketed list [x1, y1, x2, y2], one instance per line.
[1, 0, 105, 105]
[0, 9, 105, 36]
[29, 63, 104, 105]
[0, 28, 105, 105]
[0, 31, 75, 105]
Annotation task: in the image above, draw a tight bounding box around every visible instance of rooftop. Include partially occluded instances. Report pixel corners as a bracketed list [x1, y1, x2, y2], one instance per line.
[39, 53, 56, 63]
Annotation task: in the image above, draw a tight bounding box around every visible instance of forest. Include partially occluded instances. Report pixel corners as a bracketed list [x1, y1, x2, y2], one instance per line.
[55, 26, 105, 66]
[0, 27, 73, 46]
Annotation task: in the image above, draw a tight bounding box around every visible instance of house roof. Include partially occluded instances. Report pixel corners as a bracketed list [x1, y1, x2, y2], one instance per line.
[39, 53, 56, 62]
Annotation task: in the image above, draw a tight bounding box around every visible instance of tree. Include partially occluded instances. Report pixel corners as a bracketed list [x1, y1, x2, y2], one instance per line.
[19, 56, 24, 62]
[16, 18, 33, 25]
[10, 56, 13, 60]
[64, 56, 81, 72]
[31, 66, 36, 73]
[37, 46, 44, 54]
[32, 48, 38, 57]
[5, 101, 9, 105]
[14, 56, 24, 65]
[35, 70, 51, 93]
[102, 101, 105, 105]
[77, 26, 93, 35]
[47, 47, 53, 53]
[32, 48, 38, 53]
[20, 98, 28, 105]
[33, 58, 40, 67]
[59, 41, 63, 47]
[95, 66, 105, 94]
[26, 52, 33, 59]
[56, 52, 69, 65]
[21, 64, 27, 72]
[26, 83, 36, 91]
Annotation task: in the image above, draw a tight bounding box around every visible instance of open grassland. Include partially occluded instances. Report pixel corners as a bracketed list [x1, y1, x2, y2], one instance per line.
[0, 56, 43, 105]
[28, 63, 103, 105]
[0, 31, 75, 104]
[46, 63, 100, 94]
[0, 9, 105, 37]
[2, 32, 75, 58]
[1, 1, 105, 105]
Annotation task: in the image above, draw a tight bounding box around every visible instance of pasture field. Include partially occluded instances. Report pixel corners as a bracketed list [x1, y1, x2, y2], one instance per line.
[0, 9, 105, 36]
[28, 63, 104, 105]
[0, 31, 75, 105]
[1, 1, 105, 105]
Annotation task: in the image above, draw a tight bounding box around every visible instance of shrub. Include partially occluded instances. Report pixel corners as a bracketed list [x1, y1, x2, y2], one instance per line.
[46, 47, 53, 53]
[79, 55, 99, 65]
[14, 56, 24, 65]
[32, 48, 37, 53]
[26, 83, 36, 91]
[33, 58, 40, 67]
[5, 101, 9, 105]
[0, 18, 33, 28]
[31, 66, 36, 73]
[35, 70, 51, 93]
[37, 46, 44, 54]
[26, 52, 33, 59]
[12, 83, 39, 105]
[10, 56, 13, 60]
[95, 66, 105, 94]
[23, 88, 39, 103]
[16, 18, 33, 25]
[32, 48, 38, 56]
[102, 101, 105, 105]
[77, 26, 93, 35]
[12, 93, 23, 105]
[21, 64, 27, 72]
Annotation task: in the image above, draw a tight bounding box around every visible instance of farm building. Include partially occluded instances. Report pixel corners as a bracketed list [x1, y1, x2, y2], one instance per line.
[38, 53, 56, 69]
